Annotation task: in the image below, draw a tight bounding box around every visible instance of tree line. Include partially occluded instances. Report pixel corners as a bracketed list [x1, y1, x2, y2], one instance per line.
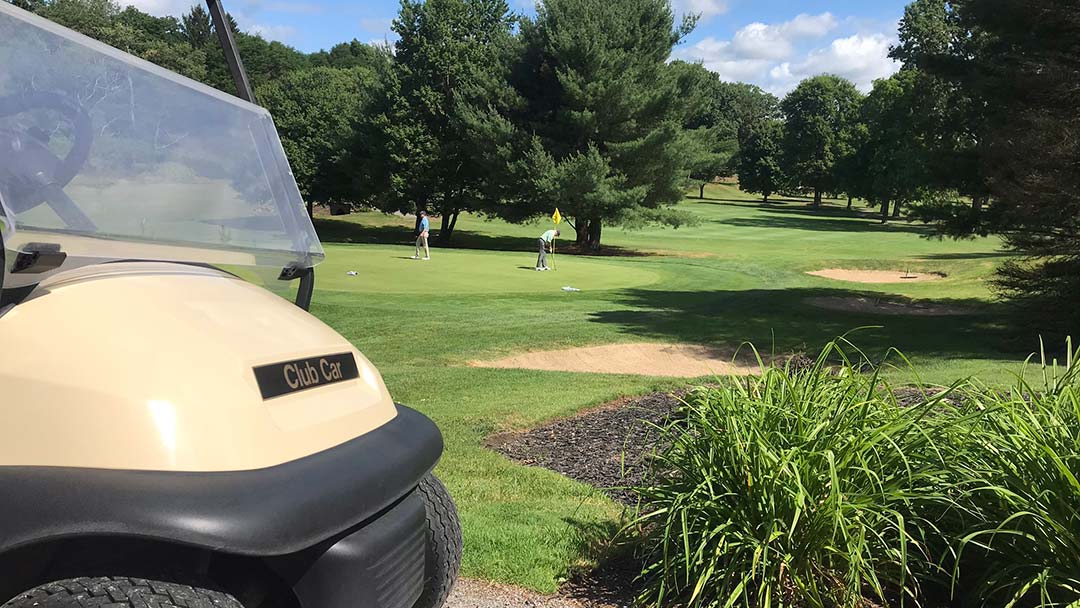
[6, 0, 1078, 329]
[734, 0, 1079, 333]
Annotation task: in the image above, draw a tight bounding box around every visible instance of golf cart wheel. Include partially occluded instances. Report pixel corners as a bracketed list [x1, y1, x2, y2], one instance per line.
[3, 577, 244, 607]
[415, 474, 462, 608]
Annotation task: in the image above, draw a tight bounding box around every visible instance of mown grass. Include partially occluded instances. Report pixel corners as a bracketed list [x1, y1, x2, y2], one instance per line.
[629, 340, 1080, 607]
[308, 184, 1053, 591]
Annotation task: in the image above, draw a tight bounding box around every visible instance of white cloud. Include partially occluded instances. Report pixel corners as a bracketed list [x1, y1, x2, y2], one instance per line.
[784, 33, 901, 92]
[247, 23, 297, 41]
[359, 17, 393, 35]
[675, 12, 900, 96]
[729, 13, 838, 60]
[263, 2, 323, 14]
[672, 0, 729, 22]
[676, 12, 837, 66]
[120, 0, 195, 17]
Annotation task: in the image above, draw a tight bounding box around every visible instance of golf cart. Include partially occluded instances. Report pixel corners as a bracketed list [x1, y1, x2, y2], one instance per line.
[0, 2, 461, 607]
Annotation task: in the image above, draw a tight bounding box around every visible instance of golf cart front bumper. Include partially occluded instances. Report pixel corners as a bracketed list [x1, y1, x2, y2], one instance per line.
[0, 404, 442, 608]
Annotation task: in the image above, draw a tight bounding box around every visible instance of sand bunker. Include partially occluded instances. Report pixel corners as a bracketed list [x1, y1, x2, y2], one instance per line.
[807, 296, 972, 317]
[807, 268, 944, 283]
[469, 343, 756, 377]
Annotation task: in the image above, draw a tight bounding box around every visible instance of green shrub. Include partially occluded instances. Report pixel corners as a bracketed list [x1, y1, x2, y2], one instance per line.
[951, 342, 1080, 607]
[629, 342, 958, 607]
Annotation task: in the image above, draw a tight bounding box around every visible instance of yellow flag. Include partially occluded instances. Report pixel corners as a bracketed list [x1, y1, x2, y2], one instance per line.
[552, 208, 562, 226]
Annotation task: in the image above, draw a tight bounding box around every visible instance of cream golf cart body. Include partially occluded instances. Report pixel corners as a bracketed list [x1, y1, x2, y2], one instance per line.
[0, 3, 460, 607]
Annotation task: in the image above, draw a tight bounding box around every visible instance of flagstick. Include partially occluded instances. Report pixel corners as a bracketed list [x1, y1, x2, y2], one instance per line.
[551, 237, 556, 271]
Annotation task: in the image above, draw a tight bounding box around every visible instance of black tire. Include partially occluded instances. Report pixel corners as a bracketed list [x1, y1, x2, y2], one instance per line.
[415, 474, 462, 608]
[2, 577, 244, 608]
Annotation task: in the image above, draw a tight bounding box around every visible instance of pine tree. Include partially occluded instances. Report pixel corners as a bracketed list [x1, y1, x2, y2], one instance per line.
[512, 0, 696, 249]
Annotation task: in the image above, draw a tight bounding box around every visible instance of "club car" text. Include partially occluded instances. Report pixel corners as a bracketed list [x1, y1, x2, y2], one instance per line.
[283, 358, 345, 390]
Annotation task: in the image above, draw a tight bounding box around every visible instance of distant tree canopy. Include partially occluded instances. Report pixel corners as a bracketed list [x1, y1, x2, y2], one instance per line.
[780, 75, 862, 208]
[8, 0, 1080, 328]
[736, 120, 784, 203]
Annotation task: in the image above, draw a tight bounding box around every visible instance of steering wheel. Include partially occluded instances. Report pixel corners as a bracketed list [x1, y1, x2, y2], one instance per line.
[0, 91, 97, 231]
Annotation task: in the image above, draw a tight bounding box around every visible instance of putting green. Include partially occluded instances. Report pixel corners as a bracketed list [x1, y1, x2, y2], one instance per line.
[315, 243, 660, 294]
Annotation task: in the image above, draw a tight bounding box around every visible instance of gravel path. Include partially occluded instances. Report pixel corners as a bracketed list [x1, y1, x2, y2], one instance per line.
[446, 579, 589, 608]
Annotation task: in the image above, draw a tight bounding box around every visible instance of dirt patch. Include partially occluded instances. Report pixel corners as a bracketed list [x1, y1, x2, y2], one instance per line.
[806, 296, 973, 317]
[807, 268, 945, 283]
[470, 343, 756, 377]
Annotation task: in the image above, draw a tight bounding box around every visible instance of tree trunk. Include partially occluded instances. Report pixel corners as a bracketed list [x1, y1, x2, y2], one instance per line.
[763, 192, 770, 204]
[587, 216, 602, 251]
[575, 217, 589, 247]
[971, 196, 986, 232]
[847, 196, 853, 210]
[438, 208, 459, 243]
[306, 200, 314, 218]
[813, 188, 822, 208]
[892, 199, 903, 219]
[880, 199, 890, 224]
[699, 183, 706, 199]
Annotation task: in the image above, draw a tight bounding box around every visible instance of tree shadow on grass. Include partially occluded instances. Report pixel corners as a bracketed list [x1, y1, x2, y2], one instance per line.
[917, 251, 1010, 261]
[720, 214, 932, 235]
[587, 287, 1031, 363]
[314, 217, 653, 257]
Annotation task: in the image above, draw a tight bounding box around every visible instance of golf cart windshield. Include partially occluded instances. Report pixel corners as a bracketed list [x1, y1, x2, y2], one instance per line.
[0, 3, 324, 291]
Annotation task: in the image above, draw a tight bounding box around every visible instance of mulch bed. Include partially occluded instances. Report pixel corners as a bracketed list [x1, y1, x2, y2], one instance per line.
[486, 392, 682, 505]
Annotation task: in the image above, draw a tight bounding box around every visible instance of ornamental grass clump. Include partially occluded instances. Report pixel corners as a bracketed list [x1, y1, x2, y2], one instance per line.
[629, 342, 959, 608]
[950, 340, 1080, 607]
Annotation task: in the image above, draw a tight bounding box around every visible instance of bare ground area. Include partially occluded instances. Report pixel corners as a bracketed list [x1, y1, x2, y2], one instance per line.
[807, 268, 945, 283]
[806, 296, 974, 317]
[469, 343, 756, 377]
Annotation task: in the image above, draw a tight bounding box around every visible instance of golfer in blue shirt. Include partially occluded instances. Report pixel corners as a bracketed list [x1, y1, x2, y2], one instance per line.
[412, 210, 430, 260]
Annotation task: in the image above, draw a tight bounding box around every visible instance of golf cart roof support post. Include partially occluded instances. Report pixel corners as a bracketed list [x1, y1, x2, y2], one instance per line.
[203, 0, 317, 311]
[206, 0, 256, 104]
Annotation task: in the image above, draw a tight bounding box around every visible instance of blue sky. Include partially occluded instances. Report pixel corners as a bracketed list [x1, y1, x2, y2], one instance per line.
[129, 0, 909, 95]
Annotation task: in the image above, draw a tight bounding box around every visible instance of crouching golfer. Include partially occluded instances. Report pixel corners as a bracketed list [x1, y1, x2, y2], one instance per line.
[536, 229, 559, 271]
[412, 210, 430, 260]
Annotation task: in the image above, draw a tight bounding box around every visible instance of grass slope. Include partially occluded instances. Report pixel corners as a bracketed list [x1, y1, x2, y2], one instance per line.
[309, 184, 1032, 591]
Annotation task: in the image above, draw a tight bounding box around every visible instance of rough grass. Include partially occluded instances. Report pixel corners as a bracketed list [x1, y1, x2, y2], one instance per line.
[308, 184, 1052, 591]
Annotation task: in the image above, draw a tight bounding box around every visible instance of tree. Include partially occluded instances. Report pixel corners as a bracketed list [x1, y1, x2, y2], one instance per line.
[180, 4, 214, 50]
[669, 61, 739, 199]
[737, 119, 784, 203]
[900, 0, 1080, 336]
[891, 0, 992, 227]
[309, 39, 389, 71]
[780, 75, 862, 207]
[512, 0, 696, 249]
[720, 82, 780, 148]
[856, 71, 933, 223]
[257, 67, 380, 216]
[364, 0, 518, 243]
[35, 0, 206, 80]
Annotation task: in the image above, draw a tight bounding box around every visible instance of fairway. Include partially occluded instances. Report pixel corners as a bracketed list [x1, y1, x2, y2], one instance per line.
[309, 184, 1025, 591]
